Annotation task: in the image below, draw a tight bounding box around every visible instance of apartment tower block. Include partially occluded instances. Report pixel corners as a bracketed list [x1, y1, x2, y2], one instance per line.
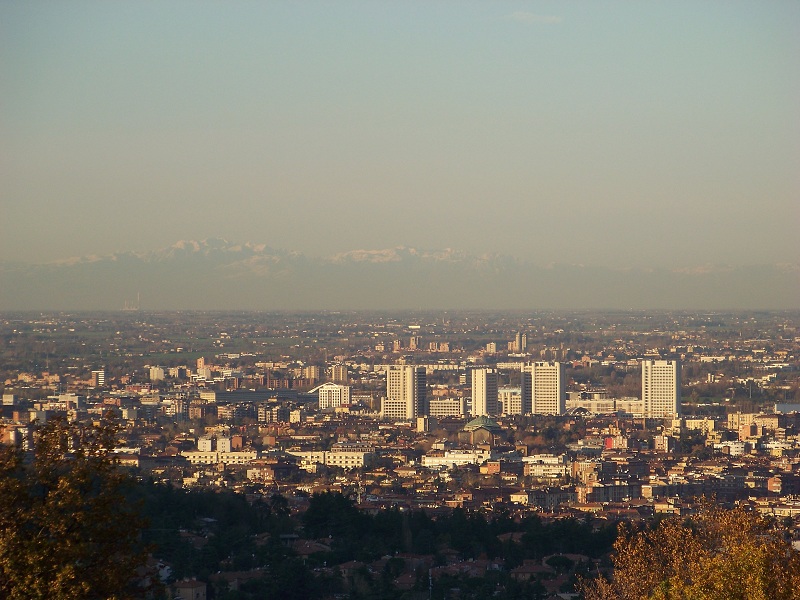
[521, 361, 566, 415]
[383, 365, 427, 420]
[471, 367, 499, 416]
[642, 359, 681, 417]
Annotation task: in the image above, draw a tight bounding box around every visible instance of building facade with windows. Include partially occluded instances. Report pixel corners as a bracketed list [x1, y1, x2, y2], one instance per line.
[383, 365, 427, 420]
[642, 359, 681, 417]
[471, 368, 498, 416]
[521, 362, 565, 415]
[317, 382, 352, 410]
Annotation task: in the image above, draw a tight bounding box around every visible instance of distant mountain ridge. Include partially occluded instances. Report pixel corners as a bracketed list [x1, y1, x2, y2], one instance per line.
[45, 238, 511, 267]
[1, 239, 797, 310]
[47, 238, 286, 266]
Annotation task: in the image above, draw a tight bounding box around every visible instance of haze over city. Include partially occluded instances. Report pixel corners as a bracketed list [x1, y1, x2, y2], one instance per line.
[1, 2, 798, 310]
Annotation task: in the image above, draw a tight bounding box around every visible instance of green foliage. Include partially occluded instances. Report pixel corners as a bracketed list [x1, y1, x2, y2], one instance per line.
[302, 491, 369, 539]
[432, 570, 547, 600]
[133, 481, 280, 580]
[0, 417, 149, 600]
[18, 479, 616, 600]
[676, 429, 713, 458]
[519, 514, 615, 559]
[545, 554, 575, 574]
[300, 494, 616, 568]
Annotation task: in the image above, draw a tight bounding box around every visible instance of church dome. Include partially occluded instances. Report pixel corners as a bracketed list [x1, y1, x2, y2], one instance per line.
[463, 415, 502, 431]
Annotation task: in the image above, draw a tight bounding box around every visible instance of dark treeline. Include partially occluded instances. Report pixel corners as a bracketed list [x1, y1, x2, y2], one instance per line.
[131, 483, 617, 599]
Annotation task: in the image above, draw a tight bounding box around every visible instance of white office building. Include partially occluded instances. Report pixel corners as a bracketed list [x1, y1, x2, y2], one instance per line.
[471, 368, 499, 416]
[383, 365, 427, 420]
[642, 359, 681, 417]
[521, 362, 565, 415]
[317, 382, 352, 410]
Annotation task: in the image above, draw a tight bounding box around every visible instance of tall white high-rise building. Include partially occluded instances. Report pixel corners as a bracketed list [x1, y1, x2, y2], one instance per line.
[521, 362, 565, 415]
[642, 359, 681, 417]
[471, 368, 498, 416]
[318, 382, 352, 410]
[383, 365, 427, 420]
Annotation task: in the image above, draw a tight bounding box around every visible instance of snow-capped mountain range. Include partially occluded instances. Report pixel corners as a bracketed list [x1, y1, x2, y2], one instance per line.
[1, 239, 797, 310]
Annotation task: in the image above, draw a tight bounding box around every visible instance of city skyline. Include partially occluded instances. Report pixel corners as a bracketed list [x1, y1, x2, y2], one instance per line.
[2, 2, 799, 282]
[1, 297, 798, 596]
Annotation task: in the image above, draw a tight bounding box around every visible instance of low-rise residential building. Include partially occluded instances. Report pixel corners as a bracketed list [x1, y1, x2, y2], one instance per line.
[180, 450, 259, 466]
[421, 448, 493, 470]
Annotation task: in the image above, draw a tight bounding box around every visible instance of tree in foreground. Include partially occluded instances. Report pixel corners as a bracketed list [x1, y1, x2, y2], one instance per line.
[0, 417, 149, 600]
[580, 502, 800, 600]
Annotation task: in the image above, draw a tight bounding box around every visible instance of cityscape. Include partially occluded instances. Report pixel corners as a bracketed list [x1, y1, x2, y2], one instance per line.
[2, 1, 799, 599]
[1, 309, 799, 598]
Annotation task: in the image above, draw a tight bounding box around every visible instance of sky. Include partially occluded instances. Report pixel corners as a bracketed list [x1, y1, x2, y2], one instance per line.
[2, 1, 799, 269]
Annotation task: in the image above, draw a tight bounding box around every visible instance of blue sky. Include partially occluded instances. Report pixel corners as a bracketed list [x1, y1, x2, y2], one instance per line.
[2, 1, 798, 268]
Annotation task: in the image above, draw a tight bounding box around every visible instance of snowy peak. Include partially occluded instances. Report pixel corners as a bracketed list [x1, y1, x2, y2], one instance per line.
[327, 246, 474, 265]
[154, 238, 278, 261]
[0, 240, 797, 310]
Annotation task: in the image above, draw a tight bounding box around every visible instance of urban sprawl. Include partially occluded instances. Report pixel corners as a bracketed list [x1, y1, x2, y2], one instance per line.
[2, 310, 799, 598]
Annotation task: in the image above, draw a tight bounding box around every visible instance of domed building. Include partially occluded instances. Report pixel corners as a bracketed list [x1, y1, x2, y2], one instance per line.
[458, 415, 505, 446]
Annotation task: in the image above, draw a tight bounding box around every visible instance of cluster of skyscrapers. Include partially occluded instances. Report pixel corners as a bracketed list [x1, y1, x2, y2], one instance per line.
[381, 360, 681, 420]
[469, 362, 566, 417]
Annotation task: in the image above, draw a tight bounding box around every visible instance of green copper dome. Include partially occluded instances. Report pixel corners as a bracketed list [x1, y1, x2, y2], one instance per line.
[463, 416, 502, 431]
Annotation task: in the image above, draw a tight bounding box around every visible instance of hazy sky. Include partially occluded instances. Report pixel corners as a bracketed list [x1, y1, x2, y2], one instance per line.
[2, 1, 798, 268]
